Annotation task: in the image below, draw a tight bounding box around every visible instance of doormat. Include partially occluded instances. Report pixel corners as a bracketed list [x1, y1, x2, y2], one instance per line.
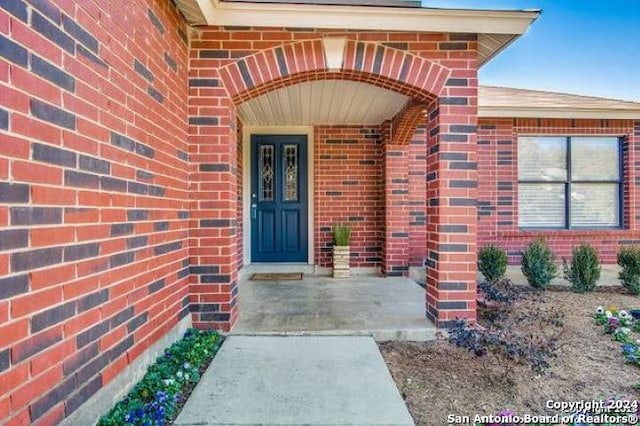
[250, 273, 303, 281]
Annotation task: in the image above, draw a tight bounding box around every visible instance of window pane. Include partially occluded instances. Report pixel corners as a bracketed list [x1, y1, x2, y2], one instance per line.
[519, 183, 566, 227]
[571, 137, 619, 181]
[283, 144, 298, 202]
[570, 183, 619, 227]
[518, 137, 567, 181]
[260, 145, 274, 201]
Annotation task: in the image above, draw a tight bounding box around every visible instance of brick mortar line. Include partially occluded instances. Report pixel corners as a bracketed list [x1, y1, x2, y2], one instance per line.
[0, 174, 191, 197]
[2, 287, 188, 387]
[3, 238, 188, 276]
[0, 100, 189, 168]
[0, 227, 189, 246]
[0, 53, 189, 136]
[0, 52, 189, 147]
[5, 2, 189, 95]
[0, 215, 191, 228]
[2, 255, 189, 325]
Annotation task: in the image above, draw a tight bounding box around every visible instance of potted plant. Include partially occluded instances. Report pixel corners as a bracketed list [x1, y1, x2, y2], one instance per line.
[332, 223, 351, 278]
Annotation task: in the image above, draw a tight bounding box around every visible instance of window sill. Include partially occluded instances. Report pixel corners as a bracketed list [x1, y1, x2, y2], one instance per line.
[497, 229, 636, 238]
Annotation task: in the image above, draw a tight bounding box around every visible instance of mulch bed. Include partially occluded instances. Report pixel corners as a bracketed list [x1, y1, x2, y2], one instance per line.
[379, 290, 640, 425]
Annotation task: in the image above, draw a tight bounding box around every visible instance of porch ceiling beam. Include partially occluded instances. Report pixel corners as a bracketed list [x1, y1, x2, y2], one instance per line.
[195, 1, 540, 36]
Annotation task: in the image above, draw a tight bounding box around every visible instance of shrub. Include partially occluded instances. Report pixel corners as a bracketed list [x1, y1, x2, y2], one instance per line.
[618, 246, 640, 295]
[477, 279, 519, 304]
[521, 238, 558, 289]
[478, 245, 508, 283]
[563, 242, 601, 293]
[448, 318, 560, 373]
[332, 223, 351, 246]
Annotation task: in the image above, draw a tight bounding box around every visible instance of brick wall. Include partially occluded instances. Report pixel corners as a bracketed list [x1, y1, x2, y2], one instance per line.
[478, 118, 640, 263]
[314, 125, 384, 268]
[408, 125, 428, 268]
[0, 15, 483, 420]
[236, 119, 243, 270]
[0, 0, 189, 423]
[243, 121, 428, 273]
[383, 120, 411, 276]
[425, 93, 479, 327]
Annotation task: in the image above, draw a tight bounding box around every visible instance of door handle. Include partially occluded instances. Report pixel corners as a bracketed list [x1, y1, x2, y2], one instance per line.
[251, 204, 257, 220]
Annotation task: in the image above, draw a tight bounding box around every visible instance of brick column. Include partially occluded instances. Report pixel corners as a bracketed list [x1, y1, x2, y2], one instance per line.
[188, 90, 239, 331]
[426, 97, 478, 327]
[382, 123, 410, 277]
[408, 126, 428, 270]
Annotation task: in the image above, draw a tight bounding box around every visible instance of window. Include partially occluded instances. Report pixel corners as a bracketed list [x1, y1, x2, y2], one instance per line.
[518, 136, 622, 229]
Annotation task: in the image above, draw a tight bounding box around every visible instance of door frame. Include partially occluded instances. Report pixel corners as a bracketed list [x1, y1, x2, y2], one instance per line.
[242, 126, 315, 265]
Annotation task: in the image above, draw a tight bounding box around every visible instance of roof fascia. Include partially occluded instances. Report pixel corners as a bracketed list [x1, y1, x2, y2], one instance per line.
[196, 1, 540, 35]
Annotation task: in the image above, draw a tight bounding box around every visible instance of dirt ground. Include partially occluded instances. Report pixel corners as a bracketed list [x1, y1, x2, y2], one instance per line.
[379, 289, 640, 426]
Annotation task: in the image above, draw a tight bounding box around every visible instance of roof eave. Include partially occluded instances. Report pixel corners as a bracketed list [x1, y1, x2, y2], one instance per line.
[194, 0, 540, 35]
[479, 106, 640, 120]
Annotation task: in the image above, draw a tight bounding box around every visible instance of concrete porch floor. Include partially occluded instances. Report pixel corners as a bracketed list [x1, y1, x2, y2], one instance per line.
[231, 275, 436, 341]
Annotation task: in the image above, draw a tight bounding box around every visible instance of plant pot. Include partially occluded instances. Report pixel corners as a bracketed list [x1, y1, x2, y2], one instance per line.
[333, 245, 350, 278]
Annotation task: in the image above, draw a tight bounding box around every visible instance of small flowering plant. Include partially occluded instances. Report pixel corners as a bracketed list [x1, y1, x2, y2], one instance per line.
[594, 306, 640, 388]
[623, 343, 640, 367]
[98, 329, 223, 426]
[594, 307, 635, 336]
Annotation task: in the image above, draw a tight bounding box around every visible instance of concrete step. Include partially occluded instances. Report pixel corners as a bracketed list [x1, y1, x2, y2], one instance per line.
[229, 326, 437, 342]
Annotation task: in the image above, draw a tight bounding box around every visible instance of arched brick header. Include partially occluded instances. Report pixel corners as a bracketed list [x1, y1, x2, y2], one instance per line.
[218, 39, 452, 104]
[392, 101, 428, 146]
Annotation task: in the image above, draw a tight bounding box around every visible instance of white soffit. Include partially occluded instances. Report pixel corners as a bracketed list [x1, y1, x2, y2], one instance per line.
[237, 80, 409, 126]
[478, 34, 518, 66]
[176, 0, 207, 25]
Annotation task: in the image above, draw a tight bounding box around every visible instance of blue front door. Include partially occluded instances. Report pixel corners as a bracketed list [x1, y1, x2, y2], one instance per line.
[251, 135, 308, 262]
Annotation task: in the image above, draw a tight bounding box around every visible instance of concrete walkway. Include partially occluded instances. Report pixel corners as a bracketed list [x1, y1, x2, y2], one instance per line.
[232, 276, 435, 341]
[173, 336, 414, 425]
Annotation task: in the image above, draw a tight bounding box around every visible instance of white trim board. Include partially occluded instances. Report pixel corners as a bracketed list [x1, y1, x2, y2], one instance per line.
[197, 1, 539, 35]
[479, 107, 640, 120]
[242, 126, 315, 266]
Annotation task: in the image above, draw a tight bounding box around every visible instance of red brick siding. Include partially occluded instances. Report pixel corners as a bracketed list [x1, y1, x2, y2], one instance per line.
[408, 126, 428, 268]
[383, 120, 411, 276]
[236, 119, 244, 270]
[189, 27, 480, 328]
[314, 125, 384, 268]
[477, 118, 640, 263]
[0, 0, 189, 423]
[425, 93, 479, 326]
[218, 39, 448, 104]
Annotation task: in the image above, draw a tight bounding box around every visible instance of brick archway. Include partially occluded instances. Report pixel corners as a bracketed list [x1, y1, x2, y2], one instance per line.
[191, 37, 477, 331]
[217, 39, 451, 105]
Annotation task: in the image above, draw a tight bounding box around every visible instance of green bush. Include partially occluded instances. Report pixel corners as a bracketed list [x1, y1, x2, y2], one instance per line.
[478, 245, 508, 283]
[521, 238, 558, 290]
[333, 223, 351, 246]
[618, 246, 640, 295]
[563, 242, 601, 293]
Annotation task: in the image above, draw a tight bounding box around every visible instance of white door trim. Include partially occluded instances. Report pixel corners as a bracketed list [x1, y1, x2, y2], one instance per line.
[242, 126, 315, 266]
